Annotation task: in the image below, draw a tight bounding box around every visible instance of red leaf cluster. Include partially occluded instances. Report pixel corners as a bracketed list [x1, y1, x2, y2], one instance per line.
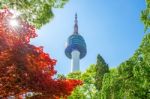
[0, 9, 82, 98]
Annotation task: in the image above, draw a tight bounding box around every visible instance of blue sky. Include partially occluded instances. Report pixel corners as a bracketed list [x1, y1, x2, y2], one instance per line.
[31, 0, 145, 75]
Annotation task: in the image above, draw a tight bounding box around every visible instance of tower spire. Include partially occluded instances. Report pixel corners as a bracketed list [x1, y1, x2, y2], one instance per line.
[74, 13, 78, 34]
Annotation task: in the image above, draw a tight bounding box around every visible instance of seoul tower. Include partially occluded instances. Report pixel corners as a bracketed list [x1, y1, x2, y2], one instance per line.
[65, 14, 87, 72]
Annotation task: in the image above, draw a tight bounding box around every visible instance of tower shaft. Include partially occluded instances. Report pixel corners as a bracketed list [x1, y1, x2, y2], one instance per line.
[71, 50, 80, 72]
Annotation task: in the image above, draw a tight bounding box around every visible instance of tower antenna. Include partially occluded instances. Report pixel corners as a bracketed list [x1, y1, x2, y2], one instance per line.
[74, 13, 78, 34]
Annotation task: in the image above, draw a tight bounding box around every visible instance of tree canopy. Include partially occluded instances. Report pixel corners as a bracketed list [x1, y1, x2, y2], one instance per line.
[141, 0, 150, 31]
[95, 54, 109, 91]
[0, 9, 82, 98]
[101, 33, 150, 98]
[67, 33, 150, 98]
[66, 54, 109, 99]
[67, 65, 98, 99]
[0, 0, 149, 99]
[0, 0, 68, 29]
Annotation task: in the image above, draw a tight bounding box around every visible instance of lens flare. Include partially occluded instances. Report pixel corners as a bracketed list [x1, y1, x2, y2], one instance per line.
[9, 19, 19, 27]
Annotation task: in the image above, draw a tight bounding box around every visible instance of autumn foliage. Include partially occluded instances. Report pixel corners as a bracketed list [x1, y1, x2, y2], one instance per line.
[0, 9, 82, 98]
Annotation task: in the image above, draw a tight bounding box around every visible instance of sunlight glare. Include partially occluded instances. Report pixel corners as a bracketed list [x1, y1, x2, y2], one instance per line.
[8, 9, 21, 27]
[9, 18, 19, 27]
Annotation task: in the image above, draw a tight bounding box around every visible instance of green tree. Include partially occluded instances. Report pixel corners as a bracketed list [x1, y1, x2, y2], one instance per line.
[100, 0, 150, 98]
[67, 55, 109, 99]
[101, 34, 150, 99]
[101, 68, 121, 99]
[67, 65, 99, 99]
[141, 0, 150, 31]
[0, 0, 68, 28]
[95, 54, 109, 91]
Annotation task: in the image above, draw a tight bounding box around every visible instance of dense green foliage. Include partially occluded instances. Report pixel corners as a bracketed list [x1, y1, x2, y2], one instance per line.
[67, 33, 150, 99]
[141, 0, 150, 31]
[0, 0, 68, 28]
[95, 54, 109, 91]
[67, 65, 98, 99]
[101, 33, 150, 99]
[66, 54, 109, 99]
